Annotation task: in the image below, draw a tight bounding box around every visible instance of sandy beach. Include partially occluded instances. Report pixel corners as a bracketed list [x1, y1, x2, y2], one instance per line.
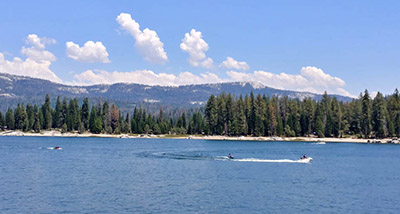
[1, 130, 399, 144]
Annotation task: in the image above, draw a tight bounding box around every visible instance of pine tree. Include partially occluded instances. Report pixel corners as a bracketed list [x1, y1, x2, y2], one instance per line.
[5, 108, 14, 130]
[110, 104, 119, 133]
[60, 98, 68, 127]
[89, 106, 102, 134]
[20, 104, 29, 132]
[33, 112, 41, 133]
[205, 95, 218, 134]
[331, 98, 342, 137]
[248, 91, 256, 135]
[42, 94, 52, 129]
[26, 104, 34, 130]
[300, 98, 314, 136]
[225, 93, 234, 135]
[315, 103, 325, 138]
[244, 94, 251, 135]
[67, 99, 80, 131]
[144, 124, 151, 134]
[14, 104, 24, 130]
[0, 112, 5, 128]
[237, 96, 248, 135]
[123, 113, 131, 133]
[287, 100, 301, 136]
[254, 94, 265, 136]
[92, 117, 103, 134]
[216, 95, 226, 135]
[53, 96, 62, 128]
[153, 123, 161, 135]
[349, 98, 362, 136]
[277, 116, 283, 136]
[81, 98, 90, 130]
[361, 90, 372, 138]
[103, 101, 111, 132]
[181, 112, 186, 129]
[387, 89, 400, 137]
[268, 101, 277, 136]
[372, 92, 387, 138]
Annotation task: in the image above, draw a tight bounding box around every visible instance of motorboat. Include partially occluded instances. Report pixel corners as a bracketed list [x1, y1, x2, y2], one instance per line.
[299, 157, 312, 163]
[49, 146, 62, 150]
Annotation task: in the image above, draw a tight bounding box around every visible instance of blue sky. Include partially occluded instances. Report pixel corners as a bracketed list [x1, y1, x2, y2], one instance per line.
[0, 0, 399, 97]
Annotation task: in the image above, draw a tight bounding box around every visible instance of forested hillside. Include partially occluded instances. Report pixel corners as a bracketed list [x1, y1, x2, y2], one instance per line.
[0, 72, 352, 113]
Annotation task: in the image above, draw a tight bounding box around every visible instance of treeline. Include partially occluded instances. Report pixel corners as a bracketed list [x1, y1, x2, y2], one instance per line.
[0, 94, 205, 135]
[1, 89, 400, 139]
[204, 90, 400, 138]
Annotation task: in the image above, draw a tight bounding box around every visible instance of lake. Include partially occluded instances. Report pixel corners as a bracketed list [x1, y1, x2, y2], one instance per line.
[0, 136, 399, 213]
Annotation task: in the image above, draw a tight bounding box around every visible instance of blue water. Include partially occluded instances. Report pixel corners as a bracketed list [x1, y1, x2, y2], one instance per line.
[0, 136, 399, 213]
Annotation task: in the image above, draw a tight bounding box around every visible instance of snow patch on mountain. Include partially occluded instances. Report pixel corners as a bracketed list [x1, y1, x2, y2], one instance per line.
[0, 93, 17, 98]
[144, 99, 160, 103]
[57, 87, 88, 94]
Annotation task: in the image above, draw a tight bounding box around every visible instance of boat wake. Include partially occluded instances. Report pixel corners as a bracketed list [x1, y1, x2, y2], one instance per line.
[141, 152, 312, 163]
[230, 158, 312, 163]
[315, 142, 326, 145]
[141, 152, 214, 161]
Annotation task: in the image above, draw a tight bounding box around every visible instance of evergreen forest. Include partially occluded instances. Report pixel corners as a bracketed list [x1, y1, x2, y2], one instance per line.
[1, 89, 400, 139]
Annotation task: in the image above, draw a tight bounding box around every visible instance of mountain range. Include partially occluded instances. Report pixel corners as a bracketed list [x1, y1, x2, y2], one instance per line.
[0, 72, 353, 112]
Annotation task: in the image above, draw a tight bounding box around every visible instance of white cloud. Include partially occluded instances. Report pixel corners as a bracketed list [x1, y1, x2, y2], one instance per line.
[25, 34, 55, 49]
[180, 29, 213, 68]
[70, 66, 352, 96]
[336, 88, 355, 98]
[116, 12, 168, 64]
[0, 34, 61, 83]
[20, 46, 56, 63]
[226, 66, 353, 97]
[66, 41, 110, 63]
[21, 34, 56, 63]
[300, 66, 345, 89]
[71, 69, 224, 86]
[220, 57, 249, 70]
[200, 57, 214, 69]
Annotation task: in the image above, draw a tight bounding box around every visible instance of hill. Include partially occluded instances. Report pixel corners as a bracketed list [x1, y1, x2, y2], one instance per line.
[0, 72, 353, 112]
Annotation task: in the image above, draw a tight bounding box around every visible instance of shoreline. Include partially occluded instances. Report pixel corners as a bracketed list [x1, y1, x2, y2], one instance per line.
[1, 130, 398, 144]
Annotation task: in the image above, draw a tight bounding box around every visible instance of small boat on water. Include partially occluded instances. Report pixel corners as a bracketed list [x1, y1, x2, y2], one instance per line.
[316, 141, 326, 145]
[47, 146, 62, 150]
[299, 157, 312, 163]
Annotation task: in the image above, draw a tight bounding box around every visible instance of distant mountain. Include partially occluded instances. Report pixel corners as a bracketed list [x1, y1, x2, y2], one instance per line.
[0, 72, 353, 112]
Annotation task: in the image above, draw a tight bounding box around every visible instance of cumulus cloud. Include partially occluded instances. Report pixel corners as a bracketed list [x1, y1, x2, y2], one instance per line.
[20, 46, 56, 63]
[0, 34, 61, 83]
[116, 12, 167, 64]
[66, 41, 110, 63]
[300, 66, 345, 89]
[69, 65, 352, 97]
[226, 66, 353, 97]
[71, 69, 225, 86]
[70, 65, 351, 96]
[220, 57, 250, 70]
[25, 34, 56, 49]
[180, 29, 213, 68]
[21, 34, 56, 63]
